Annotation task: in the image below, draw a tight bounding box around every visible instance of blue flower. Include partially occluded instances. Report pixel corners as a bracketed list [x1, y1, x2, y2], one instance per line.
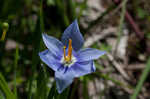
[39, 20, 106, 93]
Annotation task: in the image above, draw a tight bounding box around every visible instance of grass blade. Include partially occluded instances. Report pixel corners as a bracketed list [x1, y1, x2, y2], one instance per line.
[13, 44, 19, 98]
[130, 57, 150, 99]
[83, 77, 89, 99]
[0, 73, 15, 99]
[47, 81, 56, 99]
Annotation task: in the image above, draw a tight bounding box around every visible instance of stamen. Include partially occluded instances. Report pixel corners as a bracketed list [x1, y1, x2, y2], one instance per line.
[63, 46, 66, 60]
[1, 22, 9, 41]
[1, 30, 7, 41]
[68, 39, 72, 61]
[63, 39, 73, 62]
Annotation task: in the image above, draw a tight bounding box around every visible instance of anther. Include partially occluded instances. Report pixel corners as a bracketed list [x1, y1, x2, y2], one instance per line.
[68, 39, 72, 61]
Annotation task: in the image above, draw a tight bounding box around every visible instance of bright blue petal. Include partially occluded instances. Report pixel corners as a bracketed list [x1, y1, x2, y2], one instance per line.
[39, 49, 62, 71]
[77, 48, 106, 62]
[55, 69, 74, 93]
[42, 33, 63, 56]
[61, 19, 84, 51]
[71, 61, 95, 77]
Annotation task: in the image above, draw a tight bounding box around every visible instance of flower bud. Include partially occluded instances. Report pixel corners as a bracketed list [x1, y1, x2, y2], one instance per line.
[1, 22, 9, 41]
[2, 22, 9, 31]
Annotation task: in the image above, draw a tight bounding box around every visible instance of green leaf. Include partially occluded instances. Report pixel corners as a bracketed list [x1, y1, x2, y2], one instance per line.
[47, 81, 56, 99]
[0, 73, 15, 99]
[34, 66, 48, 99]
[83, 77, 89, 99]
[137, 8, 148, 19]
[56, 87, 70, 99]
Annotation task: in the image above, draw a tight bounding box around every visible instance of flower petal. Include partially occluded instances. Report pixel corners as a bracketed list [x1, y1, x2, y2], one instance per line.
[71, 61, 95, 77]
[77, 48, 106, 62]
[42, 33, 63, 56]
[55, 69, 74, 93]
[39, 49, 62, 71]
[61, 19, 84, 51]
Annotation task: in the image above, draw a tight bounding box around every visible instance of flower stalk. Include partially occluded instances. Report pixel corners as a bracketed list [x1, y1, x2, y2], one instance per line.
[1, 22, 9, 41]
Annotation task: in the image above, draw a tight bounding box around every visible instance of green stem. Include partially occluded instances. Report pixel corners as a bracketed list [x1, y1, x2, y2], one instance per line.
[40, 0, 44, 32]
[118, 0, 127, 38]
[0, 73, 15, 99]
[13, 44, 19, 98]
[68, 0, 76, 20]
[130, 57, 150, 99]
[55, 0, 69, 27]
[115, 0, 128, 53]
[28, 0, 44, 98]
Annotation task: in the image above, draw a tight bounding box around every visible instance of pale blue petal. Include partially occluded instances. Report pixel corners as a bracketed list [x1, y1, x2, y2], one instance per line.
[92, 61, 96, 72]
[39, 49, 62, 71]
[77, 48, 106, 62]
[71, 61, 95, 77]
[42, 33, 63, 56]
[55, 69, 74, 93]
[61, 19, 84, 51]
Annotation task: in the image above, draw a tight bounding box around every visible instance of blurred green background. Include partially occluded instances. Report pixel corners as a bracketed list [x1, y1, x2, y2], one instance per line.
[0, 0, 150, 99]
